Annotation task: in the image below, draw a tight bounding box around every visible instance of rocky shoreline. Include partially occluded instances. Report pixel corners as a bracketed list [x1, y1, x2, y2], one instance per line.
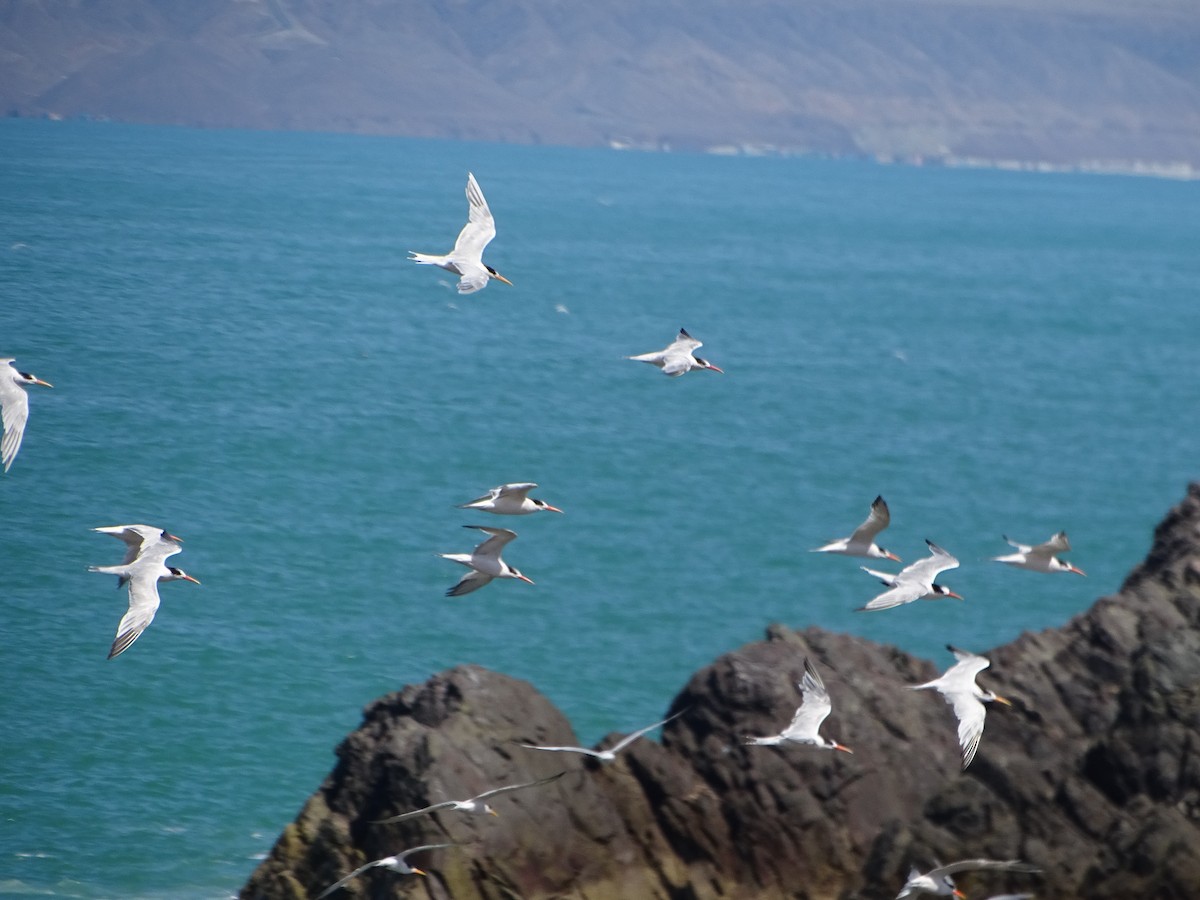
[241, 485, 1200, 899]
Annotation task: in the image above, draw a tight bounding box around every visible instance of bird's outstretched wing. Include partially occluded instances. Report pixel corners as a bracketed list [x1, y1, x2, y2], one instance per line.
[858, 582, 923, 611]
[849, 495, 891, 545]
[0, 371, 31, 472]
[782, 658, 833, 738]
[466, 525, 519, 559]
[446, 569, 494, 597]
[452, 172, 497, 259]
[609, 709, 685, 753]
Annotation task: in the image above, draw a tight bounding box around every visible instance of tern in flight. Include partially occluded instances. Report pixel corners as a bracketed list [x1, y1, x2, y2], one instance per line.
[0, 357, 52, 472]
[627, 328, 724, 377]
[88, 538, 200, 659]
[518, 710, 684, 761]
[315, 842, 457, 899]
[811, 495, 901, 561]
[92, 524, 183, 587]
[456, 482, 563, 516]
[895, 859, 1041, 898]
[745, 657, 853, 753]
[440, 525, 534, 596]
[409, 172, 512, 294]
[857, 540, 962, 611]
[992, 531, 1085, 576]
[910, 645, 1012, 769]
[372, 772, 565, 824]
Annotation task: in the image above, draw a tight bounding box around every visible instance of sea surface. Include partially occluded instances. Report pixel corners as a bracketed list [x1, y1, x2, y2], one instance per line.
[1, 119, 1197, 898]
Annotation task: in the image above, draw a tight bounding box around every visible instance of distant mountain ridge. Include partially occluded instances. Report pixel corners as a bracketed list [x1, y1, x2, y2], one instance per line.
[3, 0, 1200, 166]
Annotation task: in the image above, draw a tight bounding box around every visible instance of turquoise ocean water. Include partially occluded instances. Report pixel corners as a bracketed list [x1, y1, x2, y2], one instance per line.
[1, 119, 1197, 898]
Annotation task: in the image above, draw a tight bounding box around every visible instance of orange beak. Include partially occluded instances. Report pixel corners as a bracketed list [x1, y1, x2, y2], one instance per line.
[1069, 564, 1087, 576]
[182, 573, 202, 585]
[544, 505, 565, 514]
[493, 273, 513, 286]
[946, 590, 964, 601]
[411, 868, 427, 877]
[994, 695, 1013, 707]
[834, 743, 854, 754]
[885, 551, 902, 562]
[517, 574, 535, 585]
[164, 532, 184, 543]
[33, 378, 53, 387]
[707, 363, 725, 374]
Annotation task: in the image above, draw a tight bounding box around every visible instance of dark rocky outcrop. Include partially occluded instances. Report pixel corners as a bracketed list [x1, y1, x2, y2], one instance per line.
[242, 485, 1200, 899]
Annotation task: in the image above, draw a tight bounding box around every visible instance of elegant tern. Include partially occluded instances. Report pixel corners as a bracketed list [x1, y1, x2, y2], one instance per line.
[518, 710, 684, 761]
[745, 657, 853, 753]
[88, 539, 201, 659]
[409, 172, 512, 294]
[372, 772, 565, 824]
[992, 531, 1084, 576]
[627, 328, 724, 377]
[92, 524, 183, 587]
[910, 645, 1012, 769]
[857, 540, 962, 611]
[456, 482, 563, 515]
[315, 842, 456, 899]
[0, 357, 52, 473]
[811, 495, 901, 561]
[896, 859, 1041, 898]
[440, 525, 534, 596]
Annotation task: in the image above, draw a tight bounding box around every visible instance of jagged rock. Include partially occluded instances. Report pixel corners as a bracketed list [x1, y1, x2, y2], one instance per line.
[242, 485, 1200, 900]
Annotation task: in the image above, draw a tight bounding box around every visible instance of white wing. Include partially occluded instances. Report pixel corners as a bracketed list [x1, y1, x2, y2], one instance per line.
[1034, 530, 1071, 556]
[859, 581, 924, 611]
[931, 859, 1041, 879]
[0, 365, 31, 472]
[781, 659, 833, 740]
[659, 353, 694, 377]
[946, 689, 988, 768]
[609, 709, 685, 753]
[943, 646, 992, 685]
[456, 268, 490, 294]
[451, 172, 497, 261]
[315, 858, 392, 900]
[848, 495, 891, 545]
[903, 540, 960, 583]
[517, 743, 607, 759]
[458, 485, 504, 507]
[108, 561, 172, 659]
[446, 569, 494, 597]
[1002, 535, 1035, 554]
[374, 774, 564, 822]
[92, 524, 178, 566]
[668, 329, 702, 353]
[466, 525, 519, 559]
[372, 799, 457, 824]
[495, 482, 537, 499]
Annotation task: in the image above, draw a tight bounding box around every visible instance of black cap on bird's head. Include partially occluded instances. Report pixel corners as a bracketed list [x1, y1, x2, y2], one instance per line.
[169, 567, 202, 585]
[931, 583, 963, 600]
[485, 265, 513, 286]
[19, 371, 53, 387]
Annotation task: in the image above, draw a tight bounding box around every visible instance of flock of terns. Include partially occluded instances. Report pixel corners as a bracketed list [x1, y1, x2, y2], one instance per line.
[1, 172, 1086, 898]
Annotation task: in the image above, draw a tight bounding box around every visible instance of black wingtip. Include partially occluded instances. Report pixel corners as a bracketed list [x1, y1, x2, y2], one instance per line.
[679, 327, 691, 337]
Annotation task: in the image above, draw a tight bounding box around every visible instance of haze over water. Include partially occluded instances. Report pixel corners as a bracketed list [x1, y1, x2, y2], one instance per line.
[1, 119, 1197, 898]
